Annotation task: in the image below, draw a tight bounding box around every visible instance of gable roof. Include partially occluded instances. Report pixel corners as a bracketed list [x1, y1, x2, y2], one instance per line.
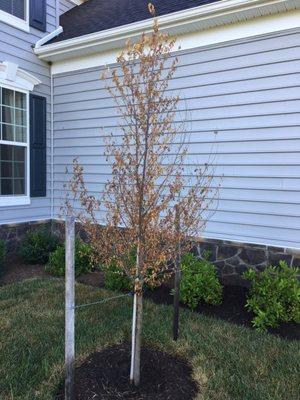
[51, 0, 221, 43]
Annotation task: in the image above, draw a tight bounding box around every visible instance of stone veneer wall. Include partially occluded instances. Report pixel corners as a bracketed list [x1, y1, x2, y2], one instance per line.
[194, 238, 300, 286]
[1, 219, 299, 286]
[0, 220, 52, 253]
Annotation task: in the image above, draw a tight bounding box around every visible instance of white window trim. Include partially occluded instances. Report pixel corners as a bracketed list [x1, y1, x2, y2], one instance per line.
[0, 61, 41, 207]
[0, 61, 42, 92]
[0, 0, 29, 32]
[0, 85, 30, 207]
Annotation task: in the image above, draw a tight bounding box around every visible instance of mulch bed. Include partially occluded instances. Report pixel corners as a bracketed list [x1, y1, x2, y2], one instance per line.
[78, 271, 299, 341]
[77, 269, 105, 288]
[56, 343, 198, 400]
[0, 255, 49, 286]
[144, 284, 300, 341]
[1, 264, 299, 341]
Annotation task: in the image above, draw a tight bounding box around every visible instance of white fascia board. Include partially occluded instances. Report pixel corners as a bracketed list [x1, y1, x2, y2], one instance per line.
[70, 0, 84, 4]
[35, 0, 300, 62]
[51, 9, 300, 75]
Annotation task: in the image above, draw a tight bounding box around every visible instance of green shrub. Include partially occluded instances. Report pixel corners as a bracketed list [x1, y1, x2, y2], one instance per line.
[179, 252, 222, 309]
[0, 239, 6, 275]
[45, 238, 95, 277]
[19, 229, 59, 264]
[104, 262, 132, 291]
[103, 247, 165, 292]
[103, 248, 134, 292]
[244, 261, 300, 331]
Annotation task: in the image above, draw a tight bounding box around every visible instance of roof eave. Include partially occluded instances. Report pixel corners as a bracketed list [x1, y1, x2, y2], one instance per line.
[34, 0, 297, 62]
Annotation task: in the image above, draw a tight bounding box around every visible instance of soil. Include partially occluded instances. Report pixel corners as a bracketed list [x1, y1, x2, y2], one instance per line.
[55, 342, 198, 400]
[78, 271, 299, 341]
[144, 284, 300, 341]
[1, 263, 299, 341]
[0, 254, 49, 286]
[77, 269, 105, 288]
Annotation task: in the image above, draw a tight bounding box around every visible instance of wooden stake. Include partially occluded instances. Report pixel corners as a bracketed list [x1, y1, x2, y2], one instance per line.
[130, 290, 137, 383]
[132, 291, 143, 386]
[130, 243, 143, 387]
[173, 206, 181, 341]
[65, 216, 75, 400]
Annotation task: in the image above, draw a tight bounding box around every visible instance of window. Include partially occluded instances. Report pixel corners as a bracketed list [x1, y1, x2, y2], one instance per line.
[0, 0, 25, 19]
[0, 0, 29, 31]
[0, 86, 29, 204]
[0, 61, 42, 206]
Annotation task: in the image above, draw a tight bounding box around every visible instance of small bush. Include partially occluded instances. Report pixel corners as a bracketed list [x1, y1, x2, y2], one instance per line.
[19, 229, 59, 264]
[244, 261, 300, 331]
[104, 262, 132, 291]
[104, 248, 134, 291]
[0, 239, 6, 275]
[103, 247, 164, 292]
[179, 252, 222, 309]
[45, 238, 95, 277]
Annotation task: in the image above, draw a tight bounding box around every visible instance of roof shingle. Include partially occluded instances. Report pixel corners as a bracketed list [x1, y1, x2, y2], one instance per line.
[51, 0, 221, 43]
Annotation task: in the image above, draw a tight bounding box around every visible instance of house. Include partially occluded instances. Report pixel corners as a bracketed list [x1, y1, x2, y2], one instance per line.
[0, 0, 299, 284]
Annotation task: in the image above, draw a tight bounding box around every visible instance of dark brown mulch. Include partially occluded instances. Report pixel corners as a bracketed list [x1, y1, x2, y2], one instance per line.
[0, 255, 49, 286]
[60, 269, 300, 341]
[2, 262, 299, 341]
[0, 257, 101, 287]
[77, 269, 105, 288]
[144, 284, 300, 341]
[56, 343, 198, 400]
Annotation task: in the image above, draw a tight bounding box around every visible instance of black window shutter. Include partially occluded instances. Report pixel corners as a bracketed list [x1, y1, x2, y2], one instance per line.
[30, 94, 47, 198]
[29, 0, 46, 32]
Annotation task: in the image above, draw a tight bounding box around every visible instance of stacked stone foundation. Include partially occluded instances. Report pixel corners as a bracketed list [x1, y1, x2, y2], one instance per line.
[1, 220, 299, 286]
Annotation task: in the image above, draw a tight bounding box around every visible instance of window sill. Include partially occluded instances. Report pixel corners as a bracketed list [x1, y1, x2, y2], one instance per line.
[0, 10, 29, 32]
[0, 196, 31, 207]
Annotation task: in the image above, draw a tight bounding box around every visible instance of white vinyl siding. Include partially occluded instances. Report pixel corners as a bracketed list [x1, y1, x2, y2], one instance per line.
[59, 0, 76, 15]
[0, 0, 56, 223]
[53, 28, 300, 249]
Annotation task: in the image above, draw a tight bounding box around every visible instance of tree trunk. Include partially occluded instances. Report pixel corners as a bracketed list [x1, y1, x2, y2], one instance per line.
[130, 285, 143, 386]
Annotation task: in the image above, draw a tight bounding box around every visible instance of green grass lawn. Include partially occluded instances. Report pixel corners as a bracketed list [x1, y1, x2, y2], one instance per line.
[0, 278, 299, 400]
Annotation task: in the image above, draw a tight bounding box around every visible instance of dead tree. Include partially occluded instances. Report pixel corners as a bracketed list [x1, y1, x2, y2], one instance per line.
[66, 4, 218, 387]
